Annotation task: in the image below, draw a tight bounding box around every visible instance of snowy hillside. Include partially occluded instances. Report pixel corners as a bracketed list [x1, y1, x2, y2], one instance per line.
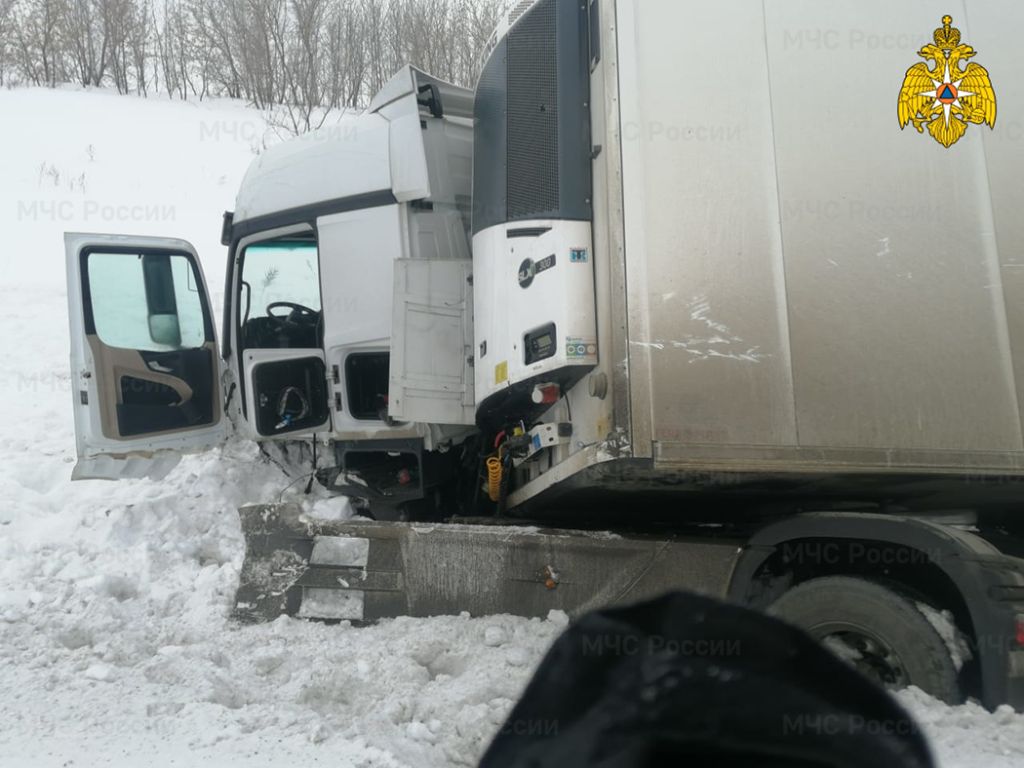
[0, 87, 1023, 768]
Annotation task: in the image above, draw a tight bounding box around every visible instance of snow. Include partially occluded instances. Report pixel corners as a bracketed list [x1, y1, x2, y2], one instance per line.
[1, 85, 1023, 767]
[302, 496, 358, 524]
[900, 688, 1024, 768]
[918, 602, 974, 673]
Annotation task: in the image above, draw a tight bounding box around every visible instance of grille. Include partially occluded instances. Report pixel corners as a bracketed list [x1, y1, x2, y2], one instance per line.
[471, 39, 508, 235]
[506, 0, 559, 220]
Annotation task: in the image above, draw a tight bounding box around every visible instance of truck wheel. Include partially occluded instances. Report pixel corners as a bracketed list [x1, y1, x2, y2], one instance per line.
[768, 576, 962, 703]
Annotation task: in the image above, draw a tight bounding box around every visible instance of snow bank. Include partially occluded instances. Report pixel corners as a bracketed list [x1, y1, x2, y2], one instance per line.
[0, 86, 1021, 768]
[900, 688, 1024, 768]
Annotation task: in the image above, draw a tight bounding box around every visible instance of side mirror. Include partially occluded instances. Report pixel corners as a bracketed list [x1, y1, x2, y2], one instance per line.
[142, 253, 182, 348]
[148, 313, 182, 347]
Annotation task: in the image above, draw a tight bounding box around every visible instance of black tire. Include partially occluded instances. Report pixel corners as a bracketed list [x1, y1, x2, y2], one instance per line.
[769, 576, 962, 703]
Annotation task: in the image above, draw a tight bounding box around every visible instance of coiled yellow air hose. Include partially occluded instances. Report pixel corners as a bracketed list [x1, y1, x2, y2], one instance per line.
[486, 456, 503, 503]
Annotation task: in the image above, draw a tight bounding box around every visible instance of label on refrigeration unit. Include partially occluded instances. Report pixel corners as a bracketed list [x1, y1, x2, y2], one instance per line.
[566, 338, 598, 360]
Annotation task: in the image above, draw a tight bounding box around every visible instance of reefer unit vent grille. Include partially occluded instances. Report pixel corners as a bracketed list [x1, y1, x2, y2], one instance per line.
[471, 0, 591, 235]
[507, 0, 560, 219]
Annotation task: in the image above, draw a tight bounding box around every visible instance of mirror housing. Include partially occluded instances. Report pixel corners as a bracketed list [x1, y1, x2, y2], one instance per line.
[148, 313, 182, 347]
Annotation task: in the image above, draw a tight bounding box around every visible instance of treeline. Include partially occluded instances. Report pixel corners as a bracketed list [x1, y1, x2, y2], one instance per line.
[0, 0, 505, 130]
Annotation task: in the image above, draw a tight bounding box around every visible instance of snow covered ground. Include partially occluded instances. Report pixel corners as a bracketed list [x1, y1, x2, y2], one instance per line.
[1, 86, 1023, 767]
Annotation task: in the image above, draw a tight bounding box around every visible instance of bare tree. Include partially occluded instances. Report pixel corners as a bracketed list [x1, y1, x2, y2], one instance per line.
[453, 0, 504, 84]
[335, 0, 367, 107]
[273, 0, 331, 132]
[360, 0, 385, 96]
[189, 0, 243, 98]
[12, 0, 67, 86]
[6, 0, 510, 123]
[101, 0, 136, 93]
[61, 0, 107, 86]
[237, 0, 288, 108]
[0, 0, 19, 83]
[126, 0, 150, 93]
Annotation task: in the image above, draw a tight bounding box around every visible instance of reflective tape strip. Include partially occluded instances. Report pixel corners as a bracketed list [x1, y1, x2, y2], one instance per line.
[310, 536, 370, 567]
[297, 588, 365, 621]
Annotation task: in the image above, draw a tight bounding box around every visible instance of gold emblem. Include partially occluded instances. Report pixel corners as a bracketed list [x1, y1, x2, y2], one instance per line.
[898, 15, 996, 148]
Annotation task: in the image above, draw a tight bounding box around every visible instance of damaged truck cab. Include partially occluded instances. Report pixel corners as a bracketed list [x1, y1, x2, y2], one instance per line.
[220, 67, 479, 512]
[67, 67, 480, 515]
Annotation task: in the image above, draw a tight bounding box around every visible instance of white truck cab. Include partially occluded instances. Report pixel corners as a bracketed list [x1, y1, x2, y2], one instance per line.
[65, 67, 479, 517]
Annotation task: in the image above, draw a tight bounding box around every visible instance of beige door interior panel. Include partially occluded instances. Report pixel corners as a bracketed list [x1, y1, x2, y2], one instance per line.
[87, 335, 219, 441]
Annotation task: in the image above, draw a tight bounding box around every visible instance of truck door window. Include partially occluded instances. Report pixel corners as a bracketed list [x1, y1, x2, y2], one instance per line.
[88, 252, 206, 351]
[83, 250, 216, 437]
[239, 238, 322, 350]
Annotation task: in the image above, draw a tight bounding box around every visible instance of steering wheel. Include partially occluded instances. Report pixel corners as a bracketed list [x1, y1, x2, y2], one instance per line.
[266, 302, 319, 325]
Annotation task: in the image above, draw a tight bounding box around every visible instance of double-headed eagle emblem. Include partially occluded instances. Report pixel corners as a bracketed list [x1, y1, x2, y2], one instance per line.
[898, 15, 997, 148]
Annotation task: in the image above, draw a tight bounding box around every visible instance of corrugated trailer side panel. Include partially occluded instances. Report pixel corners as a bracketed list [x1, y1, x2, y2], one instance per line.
[616, 0, 1024, 474]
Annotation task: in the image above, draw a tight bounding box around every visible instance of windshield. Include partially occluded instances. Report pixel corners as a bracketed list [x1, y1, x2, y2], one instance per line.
[237, 237, 323, 352]
[240, 240, 321, 323]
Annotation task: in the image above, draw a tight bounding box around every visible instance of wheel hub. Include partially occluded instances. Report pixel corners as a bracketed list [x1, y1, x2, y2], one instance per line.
[819, 628, 909, 690]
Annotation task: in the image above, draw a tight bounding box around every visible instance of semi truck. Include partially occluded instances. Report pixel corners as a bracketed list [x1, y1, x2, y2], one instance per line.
[64, 0, 1024, 709]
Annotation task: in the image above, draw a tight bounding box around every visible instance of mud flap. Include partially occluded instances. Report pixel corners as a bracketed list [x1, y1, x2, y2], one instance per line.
[232, 504, 741, 624]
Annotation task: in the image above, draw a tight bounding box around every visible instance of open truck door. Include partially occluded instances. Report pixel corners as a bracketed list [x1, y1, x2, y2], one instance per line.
[65, 233, 227, 481]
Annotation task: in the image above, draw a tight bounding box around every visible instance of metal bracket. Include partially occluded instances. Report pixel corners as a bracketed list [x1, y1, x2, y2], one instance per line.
[514, 423, 574, 466]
